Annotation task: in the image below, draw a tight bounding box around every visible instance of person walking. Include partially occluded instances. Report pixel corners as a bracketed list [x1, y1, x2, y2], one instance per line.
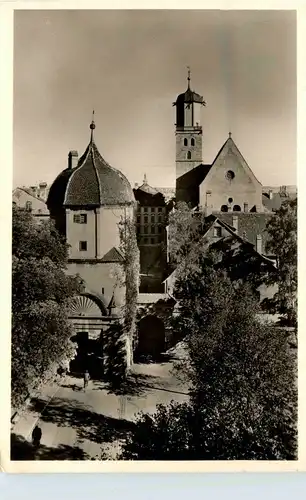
[32, 425, 42, 448]
[83, 369, 90, 390]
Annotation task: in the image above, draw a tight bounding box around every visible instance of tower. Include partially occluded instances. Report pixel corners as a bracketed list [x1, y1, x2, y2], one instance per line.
[173, 68, 206, 179]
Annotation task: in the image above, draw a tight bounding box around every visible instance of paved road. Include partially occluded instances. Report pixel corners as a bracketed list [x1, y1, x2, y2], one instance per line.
[11, 360, 189, 460]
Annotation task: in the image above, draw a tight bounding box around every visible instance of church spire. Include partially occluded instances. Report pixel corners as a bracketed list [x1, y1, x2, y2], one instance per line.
[90, 110, 96, 142]
[143, 173, 148, 184]
[187, 66, 191, 90]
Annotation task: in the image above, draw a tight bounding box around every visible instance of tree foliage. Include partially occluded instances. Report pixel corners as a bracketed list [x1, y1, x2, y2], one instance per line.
[11, 206, 81, 408]
[120, 204, 297, 460]
[263, 198, 297, 326]
[118, 214, 140, 364]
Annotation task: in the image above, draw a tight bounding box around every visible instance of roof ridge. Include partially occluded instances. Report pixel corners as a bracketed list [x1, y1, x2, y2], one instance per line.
[91, 141, 103, 205]
[15, 187, 48, 204]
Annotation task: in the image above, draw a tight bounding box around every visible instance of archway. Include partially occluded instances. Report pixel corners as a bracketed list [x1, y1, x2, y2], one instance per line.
[68, 293, 107, 378]
[136, 315, 165, 360]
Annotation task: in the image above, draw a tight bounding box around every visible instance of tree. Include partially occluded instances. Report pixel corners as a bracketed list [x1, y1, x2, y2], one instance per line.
[263, 198, 297, 326]
[11, 206, 81, 408]
[120, 244, 297, 460]
[118, 215, 140, 366]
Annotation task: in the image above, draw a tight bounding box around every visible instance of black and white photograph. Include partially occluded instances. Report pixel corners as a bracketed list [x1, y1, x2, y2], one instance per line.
[5, 6, 299, 468]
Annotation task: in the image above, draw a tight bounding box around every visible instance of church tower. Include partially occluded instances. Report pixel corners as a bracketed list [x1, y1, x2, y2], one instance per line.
[173, 68, 206, 179]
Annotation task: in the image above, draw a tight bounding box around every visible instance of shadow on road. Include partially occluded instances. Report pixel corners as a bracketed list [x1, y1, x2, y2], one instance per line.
[29, 396, 136, 446]
[11, 433, 90, 461]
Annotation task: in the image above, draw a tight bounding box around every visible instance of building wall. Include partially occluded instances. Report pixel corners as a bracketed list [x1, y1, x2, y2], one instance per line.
[199, 150, 263, 213]
[66, 261, 125, 309]
[13, 188, 50, 219]
[66, 205, 134, 260]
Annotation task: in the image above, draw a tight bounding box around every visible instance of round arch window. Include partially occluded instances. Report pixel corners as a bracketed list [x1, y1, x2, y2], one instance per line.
[233, 205, 241, 211]
[228, 197, 233, 204]
[226, 170, 235, 180]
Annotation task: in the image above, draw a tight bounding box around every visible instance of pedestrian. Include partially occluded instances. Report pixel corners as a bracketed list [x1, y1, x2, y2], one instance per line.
[32, 425, 42, 448]
[83, 369, 90, 390]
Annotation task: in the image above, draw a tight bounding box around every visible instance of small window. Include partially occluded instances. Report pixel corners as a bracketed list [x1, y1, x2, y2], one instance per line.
[228, 197, 233, 204]
[158, 216, 162, 223]
[226, 170, 235, 180]
[101, 287, 105, 295]
[144, 238, 148, 244]
[191, 138, 195, 146]
[158, 226, 162, 234]
[184, 138, 188, 146]
[151, 215, 155, 223]
[144, 226, 148, 234]
[74, 214, 80, 223]
[144, 207, 148, 212]
[187, 151, 192, 160]
[233, 205, 241, 212]
[79, 241, 87, 251]
[151, 226, 155, 234]
[213, 227, 222, 237]
[221, 205, 228, 212]
[151, 238, 155, 244]
[151, 207, 155, 213]
[144, 216, 148, 223]
[80, 214, 87, 223]
[25, 201, 32, 212]
[137, 216, 141, 223]
[158, 207, 163, 213]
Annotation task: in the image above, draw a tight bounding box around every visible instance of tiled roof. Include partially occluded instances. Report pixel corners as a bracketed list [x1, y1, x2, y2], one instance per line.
[48, 134, 135, 209]
[262, 192, 297, 212]
[176, 163, 212, 206]
[215, 212, 272, 254]
[174, 88, 204, 105]
[100, 246, 124, 263]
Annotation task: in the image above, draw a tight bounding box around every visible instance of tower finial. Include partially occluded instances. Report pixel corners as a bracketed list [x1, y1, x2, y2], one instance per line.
[229, 131, 232, 139]
[143, 173, 147, 184]
[187, 66, 191, 89]
[90, 109, 96, 141]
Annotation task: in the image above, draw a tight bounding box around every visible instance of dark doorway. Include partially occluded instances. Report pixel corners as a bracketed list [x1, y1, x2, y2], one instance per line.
[136, 316, 165, 360]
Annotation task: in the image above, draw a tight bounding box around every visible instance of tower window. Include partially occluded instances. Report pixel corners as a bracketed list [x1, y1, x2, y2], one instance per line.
[101, 287, 105, 295]
[191, 138, 195, 146]
[79, 241, 87, 251]
[184, 138, 188, 146]
[228, 197, 233, 204]
[221, 205, 228, 212]
[233, 205, 241, 212]
[74, 214, 87, 224]
[187, 151, 192, 160]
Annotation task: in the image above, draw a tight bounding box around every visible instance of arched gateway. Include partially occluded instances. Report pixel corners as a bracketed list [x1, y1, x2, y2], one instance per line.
[136, 315, 165, 359]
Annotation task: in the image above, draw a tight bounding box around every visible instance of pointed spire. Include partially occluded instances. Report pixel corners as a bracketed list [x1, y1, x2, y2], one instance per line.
[187, 66, 191, 89]
[90, 109, 96, 142]
[143, 173, 148, 184]
[229, 131, 232, 139]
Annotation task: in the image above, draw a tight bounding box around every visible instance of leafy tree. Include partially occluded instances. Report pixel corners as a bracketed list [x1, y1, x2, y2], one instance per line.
[11, 206, 81, 408]
[120, 253, 297, 460]
[118, 215, 140, 366]
[263, 198, 297, 326]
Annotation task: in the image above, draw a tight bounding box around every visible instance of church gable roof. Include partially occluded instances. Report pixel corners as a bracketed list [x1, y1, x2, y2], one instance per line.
[205, 136, 262, 187]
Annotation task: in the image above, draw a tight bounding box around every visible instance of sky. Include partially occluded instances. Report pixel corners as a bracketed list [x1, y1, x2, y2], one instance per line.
[13, 9, 296, 189]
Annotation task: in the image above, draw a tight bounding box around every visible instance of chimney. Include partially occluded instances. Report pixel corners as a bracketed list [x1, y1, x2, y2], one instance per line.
[68, 150, 78, 169]
[39, 182, 47, 200]
[256, 234, 262, 254]
[30, 186, 37, 196]
[232, 215, 239, 232]
[205, 191, 212, 216]
[243, 202, 248, 212]
[268, 189, 273, 200]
